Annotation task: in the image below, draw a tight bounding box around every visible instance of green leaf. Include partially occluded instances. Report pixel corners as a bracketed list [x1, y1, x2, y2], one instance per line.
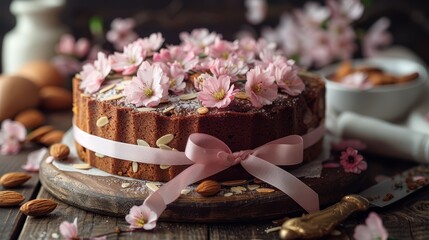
[89, 16, 103, 37]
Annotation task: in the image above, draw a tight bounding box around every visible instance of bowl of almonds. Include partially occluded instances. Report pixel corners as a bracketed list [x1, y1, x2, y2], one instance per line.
[321, 57, 428, 121]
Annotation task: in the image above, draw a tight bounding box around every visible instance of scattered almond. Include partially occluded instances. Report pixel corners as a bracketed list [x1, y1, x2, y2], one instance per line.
[247, 184, 260, 191]
[96, 116, 109, 127]
[20, 198, 57, 216]
[156, 134, 174, 147]
[72, 163, 92, 170]
[136, 139, 150, 147]
[14, 109, 46, 129]
[95, 152, 105, 158]
[39, 86, 73, 111]
[162, 106, 175, 114]
[102, 94, 124, 101]
[132, 162, 138, 173]
[121, 182, 131, 188]
[26, 125, 54, 142]
[223, 192, 233, 197]
[158, 144, 172, 150]
[99, 84, 116, 93]
[49, 143, 70, 160]
[180, 188, 191, 195]
[146, 182, 159, 192]
[136, 107, 156, 112]
[0, 191, 25, 206]
[197, 107, 209, 115]
[39, 130, 64, 146]
[160, 164, 171, 170]
[195, 180, 221, 197]
[234, 92, 249, 100]
[221, 179, 247, 186]
[179, 93, 197, 100]
[256, 188, 275, 193]
[0, 172, 31, 188]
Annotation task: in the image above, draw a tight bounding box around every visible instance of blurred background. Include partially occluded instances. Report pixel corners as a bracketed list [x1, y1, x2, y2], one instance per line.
[1, 0, 429, 73]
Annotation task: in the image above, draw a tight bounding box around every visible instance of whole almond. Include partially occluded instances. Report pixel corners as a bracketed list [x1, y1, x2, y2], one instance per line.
[39, 130, 64, 146]
[0, 191, 25, 206]
[14, 109, 46, 129]
[20, 199, 57, 216]
[0, 172, 31, 188]
[39, 86, 72, 111]
[26, 125, 54, 142]
[195, 180, 221, 197]
[50, 143, 70, 160]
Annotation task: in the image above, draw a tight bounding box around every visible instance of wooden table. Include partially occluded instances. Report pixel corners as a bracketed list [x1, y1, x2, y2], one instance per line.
[1, 111, 429, 240]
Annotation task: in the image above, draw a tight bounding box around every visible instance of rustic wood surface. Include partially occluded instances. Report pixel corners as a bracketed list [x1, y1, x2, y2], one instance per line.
[1, 111, 429, 239]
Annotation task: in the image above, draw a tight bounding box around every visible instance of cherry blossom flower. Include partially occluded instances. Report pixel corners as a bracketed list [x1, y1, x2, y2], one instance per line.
[126, 205, 157, 230]
[158, 62, 186, 93]
[52, 55, 83, 77]
[80, 52, 111, 93]
[262, 14, 300, 57]
[56, 34, 91, 58]
[109, 43, 144, 75]
[245, 0, 267, 25]
[153, 46, 199, 72]
[59, 218, 79, 240]
[327, 0, 364, 22]
[331, 139, 367, 151]
[124, 61, 169, 107]
[132, 32, 165, 56]
[22, 148, 48, 172]
[272, 60, 305, 96]
[106, 18, 138, 51]
[179, 28, 219, 54]
[245, 66, 278, 108]
[340, 147, 367, 174]
[340, 72, 373, 89]
[328, 17, 356, 60]
[363, 17, 392, 58]
[193, 73, 212, 91]
[298, 2, 331, 27]
[354, 212, 388, 240]
[208, 58, 249, 82]
[299, 28, 335, 68]
[0, 119, 26, 155]
[198, 75, 237, 108]
[205, 38, 238, 59]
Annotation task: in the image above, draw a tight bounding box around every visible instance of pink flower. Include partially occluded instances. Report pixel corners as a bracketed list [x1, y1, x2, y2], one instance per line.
[179, 28, 219, 54]
[299, 2, 331, 26]
[133, 32, 165, 56]
[106, 18, 138, 51]
[245, 0, 267, 25]
[59, 217, 79, 240]
[363, 17, 392, 58]
[193, 73, 211, 91]
[272, 60, 305, 96]
[0, 119, 26, 155]
[327, 0, 364, 21]
[125, 205, 157, 230]
[124, 61, 169, 107]
[56, 34, 90, 58]
[208, 58, 249, 82]
[331, 139, 367, 151]
[245, 66, 278, 108]
[109, 43, 144, 75]
[158, 62, 186, 93]
[22, 148, 48, 172]
[52, 55, 83, 77]
[328, 18, 356, 60]
[300, 28, 335, 68]
[205, 38, 237, 59]
[262, 14, 301, 57]
[340, 72, 373, 89]
[340, 147, 367, 174]
[354, 212, 388, 240]
[153, 46, 199, 72]
[198, 75, 237, 108]
[80, 52, 111, 93]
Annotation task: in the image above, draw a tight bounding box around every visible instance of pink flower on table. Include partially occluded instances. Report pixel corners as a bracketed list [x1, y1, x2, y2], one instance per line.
[198, 75, 237, 108]
[106, 18, 138, 51]
[56, 34, 91, 58]
[272, 60, 305, 96]
[205, 38, 238, 60]
[245, 66, 278, 108]
[341, 72, 373, 89]
[179, 28, 219, 54]
[153, 46, 199, 72]
[109, 43, 144, 75]
[22, 148, 48, 172]
[124, 61, 169, 107]
[340, 147, 367, 174]
[126, 205, 158, 230]
[80, 52, 111, 93]
[363, 17, 392, 58]
[0, 119, 26, 155]
[327, 0, 364, 22]
[59, 217, 79, 240]
[245, 0, 267, 25]
[133, 32, 165, 56]
[354, 212, 388, 240]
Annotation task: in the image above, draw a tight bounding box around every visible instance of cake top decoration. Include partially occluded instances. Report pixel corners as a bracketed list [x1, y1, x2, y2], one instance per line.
[79, 29, 305, 109]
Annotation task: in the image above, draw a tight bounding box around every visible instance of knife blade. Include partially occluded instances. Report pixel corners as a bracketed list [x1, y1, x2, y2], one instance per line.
[279, 165, 429, 239]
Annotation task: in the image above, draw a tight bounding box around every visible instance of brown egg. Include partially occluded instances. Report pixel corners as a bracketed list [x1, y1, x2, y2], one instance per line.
[39, 86, 72, 111]
[0, 75, 40, 121]
[16, 60, 64, 88]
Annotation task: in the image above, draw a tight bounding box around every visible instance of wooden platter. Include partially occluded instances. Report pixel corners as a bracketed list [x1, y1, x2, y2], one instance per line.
[39, 159, 368, 223]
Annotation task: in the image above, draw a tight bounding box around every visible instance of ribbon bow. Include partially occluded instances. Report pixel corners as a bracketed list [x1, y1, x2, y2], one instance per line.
[143, 133, 320, 222]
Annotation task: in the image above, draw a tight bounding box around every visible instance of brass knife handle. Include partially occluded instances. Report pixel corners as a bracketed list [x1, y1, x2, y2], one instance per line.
[280, 195, 370, 239]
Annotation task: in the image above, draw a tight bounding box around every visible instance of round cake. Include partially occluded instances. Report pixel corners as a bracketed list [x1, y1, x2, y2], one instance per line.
[72, 29, 325, 182]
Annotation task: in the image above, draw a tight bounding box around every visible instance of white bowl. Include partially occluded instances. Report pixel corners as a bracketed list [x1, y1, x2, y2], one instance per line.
[319, 57, 428, 121]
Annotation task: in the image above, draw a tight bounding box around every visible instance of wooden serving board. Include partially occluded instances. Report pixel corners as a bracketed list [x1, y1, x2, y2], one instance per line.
[39, 159, 368, 223]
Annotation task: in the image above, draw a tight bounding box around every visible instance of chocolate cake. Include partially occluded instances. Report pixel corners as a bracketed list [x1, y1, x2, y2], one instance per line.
[72, 29, 325, 181]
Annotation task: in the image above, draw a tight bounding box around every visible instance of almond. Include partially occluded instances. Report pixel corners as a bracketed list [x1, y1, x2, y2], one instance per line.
[20, 199, 57, 216]
[39, 130, 64, 146]
[195, 180, 221, 197]
[26, 125, 54, 142]
[39, 86, 72, 111]
[0, 191, 25, 206]
[49, 143, 70, 160]
[0, 172, 31, 188]
[14, 109, 46, 129]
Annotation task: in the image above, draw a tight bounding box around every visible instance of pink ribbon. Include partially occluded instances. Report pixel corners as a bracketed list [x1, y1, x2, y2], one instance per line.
[73, 122, 325, 220]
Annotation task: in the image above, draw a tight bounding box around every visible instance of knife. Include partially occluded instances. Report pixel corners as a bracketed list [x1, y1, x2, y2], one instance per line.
[280, 165, 429, 239]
